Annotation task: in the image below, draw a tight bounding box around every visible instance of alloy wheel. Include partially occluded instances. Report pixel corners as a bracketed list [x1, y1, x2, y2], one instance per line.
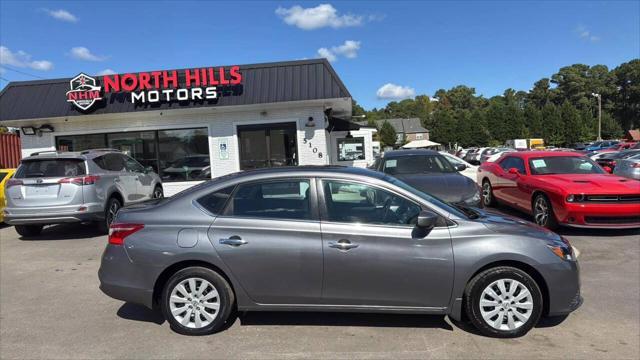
[169, 277, 220, 329]
[153, 187, 163, 199]
[479, 279, 533, 331]
[106, 200, 120, 226]
[533, 197, 548, 226]
[482, 182, 492, 206]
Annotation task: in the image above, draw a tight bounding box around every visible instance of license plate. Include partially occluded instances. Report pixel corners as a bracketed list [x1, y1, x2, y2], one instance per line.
[25, 185, 59, 197]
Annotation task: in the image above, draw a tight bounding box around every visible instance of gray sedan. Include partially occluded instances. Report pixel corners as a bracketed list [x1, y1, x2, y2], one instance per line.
[613, 153, 640, 180]
[99, 166, 581, 338]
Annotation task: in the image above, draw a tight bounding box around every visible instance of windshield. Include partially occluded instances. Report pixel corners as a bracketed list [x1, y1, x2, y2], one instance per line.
[383, 155, 456, 175]
[383, 175, 472, 219]
[15, 159, 86, 178]
[529, 156, 605, 175]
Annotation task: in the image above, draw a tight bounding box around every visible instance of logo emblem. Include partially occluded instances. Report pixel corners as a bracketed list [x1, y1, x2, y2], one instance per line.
[66, 73, 103, 111]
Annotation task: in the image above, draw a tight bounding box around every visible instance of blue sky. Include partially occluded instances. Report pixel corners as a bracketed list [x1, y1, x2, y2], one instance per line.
[0, 1, 638, 109]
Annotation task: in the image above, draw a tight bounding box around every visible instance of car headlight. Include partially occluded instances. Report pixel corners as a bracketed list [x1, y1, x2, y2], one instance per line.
[566, 194, 586, 202]
[546, 236, 575, 261]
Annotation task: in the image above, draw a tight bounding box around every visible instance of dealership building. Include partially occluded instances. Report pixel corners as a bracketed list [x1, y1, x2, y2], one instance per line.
[0, 59, 375, 195]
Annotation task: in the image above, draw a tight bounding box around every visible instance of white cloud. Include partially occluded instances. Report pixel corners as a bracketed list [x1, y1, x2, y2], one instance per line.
[97, 68, 116, 75]
[276, 4, 363, 30]
[576, 25, 600, 42]
[70, 47, 107, 61]
[376, 83, 416, 100]
[0, 46, 54, 71]
[43, 9, 78, 23]
[316, 40, 361, 62]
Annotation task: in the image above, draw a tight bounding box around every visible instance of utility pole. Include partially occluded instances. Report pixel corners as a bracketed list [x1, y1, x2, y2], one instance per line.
[592, 93, 602, 141]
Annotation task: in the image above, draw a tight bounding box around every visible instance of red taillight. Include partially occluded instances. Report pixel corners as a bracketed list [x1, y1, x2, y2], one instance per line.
[6, 179, 23, 188]
[108, 223, 144, 245]
[59, 175, 100, 185]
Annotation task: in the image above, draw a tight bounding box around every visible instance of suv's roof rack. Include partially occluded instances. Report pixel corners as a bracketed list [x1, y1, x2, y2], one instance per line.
[29, 150, 62, 156]
[80, 148, 121, 154]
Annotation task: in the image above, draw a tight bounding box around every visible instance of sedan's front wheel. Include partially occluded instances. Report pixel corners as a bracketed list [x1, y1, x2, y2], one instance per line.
[465, 266, 543, 338]
[161, 267, 235, 335]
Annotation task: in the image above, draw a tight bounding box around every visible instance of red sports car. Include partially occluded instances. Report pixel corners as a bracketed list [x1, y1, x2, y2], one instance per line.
[477, 151, 640, 229]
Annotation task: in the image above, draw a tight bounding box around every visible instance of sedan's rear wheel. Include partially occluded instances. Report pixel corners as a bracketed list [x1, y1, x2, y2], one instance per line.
[161, 267, 235, 335]
[465, 266, 543, 338]
[482, 180, 496, 207]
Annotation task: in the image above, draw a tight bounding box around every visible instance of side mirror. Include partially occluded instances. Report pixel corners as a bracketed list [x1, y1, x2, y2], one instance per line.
[417, 210, 438, 229]
[508, 167, 520, 175]
[603, 166, 613, 173]
[144, 166, 154, 174]
[454, 163, 467, 171]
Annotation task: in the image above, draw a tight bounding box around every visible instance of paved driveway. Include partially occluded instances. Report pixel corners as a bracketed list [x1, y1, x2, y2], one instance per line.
[1, 216, 638, 359]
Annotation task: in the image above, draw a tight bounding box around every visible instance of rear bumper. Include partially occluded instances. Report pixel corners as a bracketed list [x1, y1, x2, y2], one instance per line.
[555, 202, 640, 229]
[3, 203, 104, 225]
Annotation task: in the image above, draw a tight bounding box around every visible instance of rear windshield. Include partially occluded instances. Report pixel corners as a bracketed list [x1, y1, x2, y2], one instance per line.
[16, 159, 86, 178]
[0, 172, 8, 182]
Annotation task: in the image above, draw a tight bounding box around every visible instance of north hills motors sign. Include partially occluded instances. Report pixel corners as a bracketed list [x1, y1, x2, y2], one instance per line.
[66, 66, 243, 111]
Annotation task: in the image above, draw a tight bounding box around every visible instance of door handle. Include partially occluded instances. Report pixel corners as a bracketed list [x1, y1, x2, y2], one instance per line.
[328, 240, 359, 250]
[219, 236, 248, 246]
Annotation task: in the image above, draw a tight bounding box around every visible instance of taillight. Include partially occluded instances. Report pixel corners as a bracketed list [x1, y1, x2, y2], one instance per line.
[59, 175, 100, 185]
[108, 223, 144, 245]
[5, 179, 23, 188]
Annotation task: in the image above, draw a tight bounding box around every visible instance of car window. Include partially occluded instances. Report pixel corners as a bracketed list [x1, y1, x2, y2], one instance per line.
[196, 185, 235, 215]
[124, 156, 145, 173]
[322, 180, 422, 226]
[383, 155, 455, 175]
[94, 154, 126, 172]
[225, 180, 312, 220]
[0, 172, 8, 182]
[15, 159, 86, 178]
[443, 153, 464, 166]
[499, 156, 525, 173]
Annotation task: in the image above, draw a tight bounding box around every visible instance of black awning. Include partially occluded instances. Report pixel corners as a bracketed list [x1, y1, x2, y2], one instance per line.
[327, 116, 361, 132]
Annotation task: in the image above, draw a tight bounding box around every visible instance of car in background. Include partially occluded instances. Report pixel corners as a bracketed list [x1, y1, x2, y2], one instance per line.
[439, 151, 478, 181]
[0, 168, 16, 223]
[585, 140, 619, 152]
[3, 149, 163, 236]
[372, 149, 481, 207]
[481, 148, 514, 163]
[596, 149, 640, 173]
[614, 153, 640, 180]
[99, 166, 581, 338]
[466, 147, 491, 165]
[478, 151, 640, 229]
[162, 155, 211, 181]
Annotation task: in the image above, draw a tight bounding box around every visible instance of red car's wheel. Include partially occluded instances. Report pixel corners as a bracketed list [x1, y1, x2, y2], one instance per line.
[532, 194, 558, 230]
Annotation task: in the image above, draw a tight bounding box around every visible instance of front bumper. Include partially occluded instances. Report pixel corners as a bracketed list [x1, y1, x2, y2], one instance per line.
[544, 259, 583, 316]
[555, 202, 640, 229]
[3, 203, 104, 225]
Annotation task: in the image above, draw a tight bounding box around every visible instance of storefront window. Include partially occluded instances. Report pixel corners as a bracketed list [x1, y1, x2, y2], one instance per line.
[55, 127, 210, 182]
[337, 137, 365, 161]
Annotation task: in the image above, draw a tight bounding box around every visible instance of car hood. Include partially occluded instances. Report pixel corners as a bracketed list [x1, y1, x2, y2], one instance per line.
[394, 173, 478, 202]
[478, 208, 560, 241]
[535, 174, 640, 193]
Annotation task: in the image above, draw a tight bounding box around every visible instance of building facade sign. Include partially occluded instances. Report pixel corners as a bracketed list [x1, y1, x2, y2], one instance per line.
[66, 73, 103, 111]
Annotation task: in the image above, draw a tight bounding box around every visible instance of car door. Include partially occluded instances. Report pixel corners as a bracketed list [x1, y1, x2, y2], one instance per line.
[107, 154, 138, 204]
[208, 178, 323, 304]
[123, 155, 153, 201]
[318, 179, 454, 308]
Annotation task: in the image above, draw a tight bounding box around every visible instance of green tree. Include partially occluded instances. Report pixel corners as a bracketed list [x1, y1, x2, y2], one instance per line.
[561, 101, 582, 146]
[524, 104, 543, 137]
[379, 120, 398, 148]
[612, 59, 640, 130]
[542, 103, 564, 146]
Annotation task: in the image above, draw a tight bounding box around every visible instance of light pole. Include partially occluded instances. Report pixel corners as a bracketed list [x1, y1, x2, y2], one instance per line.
[592, 93, 602, 141]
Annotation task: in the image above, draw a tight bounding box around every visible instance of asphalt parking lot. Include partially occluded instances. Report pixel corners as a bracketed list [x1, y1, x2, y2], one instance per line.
[1, 208, 639, 359]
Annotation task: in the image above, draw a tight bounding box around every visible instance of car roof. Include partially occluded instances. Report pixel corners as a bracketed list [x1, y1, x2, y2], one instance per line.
[382, 149, 439, 158]
[21, 149, 120, 161]
[503, 151, 583, 159]
[228, 165, 386, 180]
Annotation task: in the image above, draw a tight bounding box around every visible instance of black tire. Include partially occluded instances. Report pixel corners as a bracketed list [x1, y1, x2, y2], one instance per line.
[482, 179, 497, 207]
[15, 225, 43, 237]
[161, 266, 235, 335]
[152, 185, 164, 199]
[99, 197, 121, 234]
[464, 266, 543, 338]
[532, 193, 558, 230]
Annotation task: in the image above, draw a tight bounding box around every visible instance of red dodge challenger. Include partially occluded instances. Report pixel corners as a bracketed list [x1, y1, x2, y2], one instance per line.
[477, 151, 640, 229]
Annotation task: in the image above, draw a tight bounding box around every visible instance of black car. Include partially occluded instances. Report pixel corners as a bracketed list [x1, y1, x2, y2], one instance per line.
[372, 149, 481, 207]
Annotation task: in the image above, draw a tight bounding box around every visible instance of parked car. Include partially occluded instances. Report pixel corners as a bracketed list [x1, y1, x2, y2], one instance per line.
[481, 148, 515, 163]
[0, 168, 16, 223]
[596, 150, 640, 173]
[439, 151, 478, 181]
[585, 140, 619, 152]
[99, 166, 582, 338]
[572, 143, 587, 151]
[3, 149, 163, 236]
[478, 151, 640, 229]
[613, 153, 640, 180]
[371, 150, 481, 207]
[466, 147, 491, 165]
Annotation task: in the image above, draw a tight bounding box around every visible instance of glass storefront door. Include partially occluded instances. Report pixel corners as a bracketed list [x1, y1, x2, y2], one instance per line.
[237, 122, 298, 170]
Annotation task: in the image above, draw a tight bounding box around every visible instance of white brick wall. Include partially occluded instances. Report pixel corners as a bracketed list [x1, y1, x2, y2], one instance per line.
[18, 104, 331, 195]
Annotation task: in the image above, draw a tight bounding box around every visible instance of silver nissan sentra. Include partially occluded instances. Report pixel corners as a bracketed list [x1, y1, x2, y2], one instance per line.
[99, 166, 581, 338]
